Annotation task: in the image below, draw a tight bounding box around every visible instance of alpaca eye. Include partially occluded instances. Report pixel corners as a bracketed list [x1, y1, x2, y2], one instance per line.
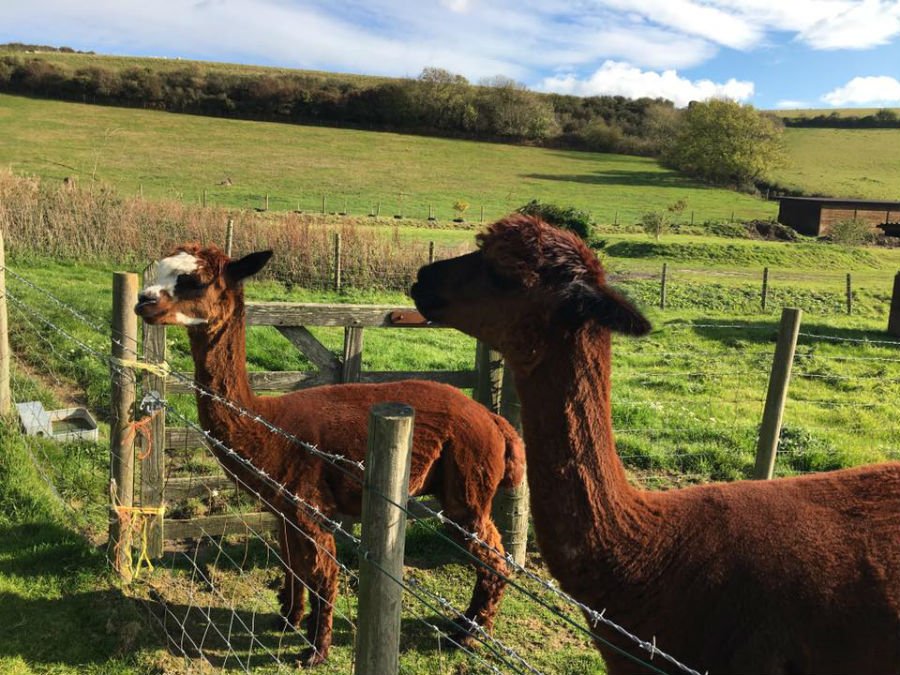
[175, 274, 209, 298]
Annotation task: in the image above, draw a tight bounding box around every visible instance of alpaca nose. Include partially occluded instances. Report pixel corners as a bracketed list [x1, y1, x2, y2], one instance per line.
[136, 292, 157, 307]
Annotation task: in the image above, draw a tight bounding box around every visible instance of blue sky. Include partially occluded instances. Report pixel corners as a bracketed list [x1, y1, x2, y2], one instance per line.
[3, 0, 900, 109]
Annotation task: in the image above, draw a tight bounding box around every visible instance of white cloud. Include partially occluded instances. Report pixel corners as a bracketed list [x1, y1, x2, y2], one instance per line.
[540, 61, 754, 107]
[774, 99, 810, 109]
[440, 0, 473, 11]
[588, 0, 900, 52]
[801, 1, 900, 49]
[598, 0, 762, 49]
[822, 75, 900, 105]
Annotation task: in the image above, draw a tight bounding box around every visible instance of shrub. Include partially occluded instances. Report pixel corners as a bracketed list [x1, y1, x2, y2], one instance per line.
[579, 119, 623, 152]
[516, 200, 592, 240]
[640, 199, 686, 241]
[828, 217, 874, 245]
[705, 221, 750, 239]
[640, 211, 669, 241]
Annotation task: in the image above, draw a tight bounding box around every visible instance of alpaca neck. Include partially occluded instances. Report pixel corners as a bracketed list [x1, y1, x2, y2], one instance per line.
[514, 326, 653, 590]
[187, 303, 259, 436]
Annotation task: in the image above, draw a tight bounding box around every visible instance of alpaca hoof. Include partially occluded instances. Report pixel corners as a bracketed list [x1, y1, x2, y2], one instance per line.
[447, 630, 480, 651]
[298, 647, 327, 668]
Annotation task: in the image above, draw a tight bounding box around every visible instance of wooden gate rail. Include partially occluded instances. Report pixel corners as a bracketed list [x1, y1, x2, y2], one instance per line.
[142, 301, 495, 550]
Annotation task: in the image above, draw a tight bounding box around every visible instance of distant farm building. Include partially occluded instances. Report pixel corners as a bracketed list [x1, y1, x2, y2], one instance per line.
[776, 196, 900, 237]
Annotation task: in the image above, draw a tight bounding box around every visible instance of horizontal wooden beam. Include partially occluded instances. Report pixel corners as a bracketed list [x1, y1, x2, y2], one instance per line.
[247, 303, 440, 328]
[165, 427, 207, 450]
[165, 475, 236, 501]
[168, 369, 472, 395]
[167, 370, 335, 393]
[164, 511, 281, 541]
[163, 499, 441, 543]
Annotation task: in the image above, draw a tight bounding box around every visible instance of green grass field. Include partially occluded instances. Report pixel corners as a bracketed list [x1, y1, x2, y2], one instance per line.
[772, 127, 900, 199]
[0, 93, 775, 225]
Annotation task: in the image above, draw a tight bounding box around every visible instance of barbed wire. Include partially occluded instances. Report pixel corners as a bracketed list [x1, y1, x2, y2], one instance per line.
[798, 331, 900, 347]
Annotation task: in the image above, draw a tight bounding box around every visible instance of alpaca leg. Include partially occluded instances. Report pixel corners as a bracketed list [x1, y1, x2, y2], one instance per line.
[277, 526, 306, 629]
[445, 512, 509, 647]
[294, 527, 338, 668]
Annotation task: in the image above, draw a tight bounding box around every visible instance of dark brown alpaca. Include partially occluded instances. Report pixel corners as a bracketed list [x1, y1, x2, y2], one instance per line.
[411, 214, 900, 675]
[134, 244, 525, 666]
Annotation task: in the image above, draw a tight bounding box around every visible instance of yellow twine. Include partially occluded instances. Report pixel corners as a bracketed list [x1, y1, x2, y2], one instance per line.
[110, 357, 170, 378]
[112, 504, 166, 580]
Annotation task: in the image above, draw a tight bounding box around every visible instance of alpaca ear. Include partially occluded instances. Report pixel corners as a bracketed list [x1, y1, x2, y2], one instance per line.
[562, 281, 652, 336]
[225, 250, 273, 283]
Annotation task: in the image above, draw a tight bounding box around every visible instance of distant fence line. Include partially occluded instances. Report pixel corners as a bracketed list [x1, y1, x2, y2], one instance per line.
[147, 183, 778, 228]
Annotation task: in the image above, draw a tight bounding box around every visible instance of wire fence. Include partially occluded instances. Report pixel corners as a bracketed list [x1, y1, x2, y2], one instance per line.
[6, 260, 900, 673]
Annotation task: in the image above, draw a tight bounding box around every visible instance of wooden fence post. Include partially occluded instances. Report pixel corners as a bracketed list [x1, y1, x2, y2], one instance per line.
[428, 241, 435, 265]
[355, 403, 415, 675]
[0, 230, 10, 416]
[753, 307, 803, 480]
[761, 267, 769, 311]
[342, 327, 364, 383]
[225, 218, 235, 258]
[141, 264, 166, 558]
[474, 341, 502, 413]
[888, 272, 900, 336]
[322, 194, 327, 215]
[333, 232, 342, 292]
[492, 366, 529, 568]
[846, 273, 852, 315]
[110, 272, 139, 581]
[660, 263, 668, 310]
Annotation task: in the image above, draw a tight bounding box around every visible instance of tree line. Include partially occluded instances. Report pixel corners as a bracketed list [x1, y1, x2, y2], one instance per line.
[0, 53, 675, 148]
[782, 109, 900, 129]
[0, 50, 786, 190]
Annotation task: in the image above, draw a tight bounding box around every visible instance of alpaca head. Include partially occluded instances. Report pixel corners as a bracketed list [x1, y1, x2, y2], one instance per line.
[411, 214, 650, 368]
[135, 244, 272, 329]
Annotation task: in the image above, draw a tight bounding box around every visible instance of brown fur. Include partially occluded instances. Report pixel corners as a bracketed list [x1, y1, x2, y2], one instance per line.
[135, 244, 524, 666]
[411, 214, 900, 675]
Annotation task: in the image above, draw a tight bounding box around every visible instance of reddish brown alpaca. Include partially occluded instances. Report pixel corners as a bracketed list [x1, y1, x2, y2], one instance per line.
[411, 214, 900, 675]
[134, 244, 524, 666]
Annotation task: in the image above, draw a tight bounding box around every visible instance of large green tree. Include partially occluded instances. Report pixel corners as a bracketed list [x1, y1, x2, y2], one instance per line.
[666, 99, 785, 187]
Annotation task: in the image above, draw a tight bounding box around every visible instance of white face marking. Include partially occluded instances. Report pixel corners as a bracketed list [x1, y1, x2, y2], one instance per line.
[141, 252, 201, 300]
[175, 312, 208, 326]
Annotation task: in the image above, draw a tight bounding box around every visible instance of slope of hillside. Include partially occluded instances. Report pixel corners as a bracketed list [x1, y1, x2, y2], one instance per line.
[772, 128, 900, 199]
[0, 93, 775, 224]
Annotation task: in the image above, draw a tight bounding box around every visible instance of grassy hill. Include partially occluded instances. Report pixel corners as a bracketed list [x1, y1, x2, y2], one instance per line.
[0, 46, 394, 85]
[0, 93, 775, 224]
[774, 127, 900, 199]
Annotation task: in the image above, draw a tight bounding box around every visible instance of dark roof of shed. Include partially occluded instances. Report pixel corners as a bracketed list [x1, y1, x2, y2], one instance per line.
[776, 196, 900, 209]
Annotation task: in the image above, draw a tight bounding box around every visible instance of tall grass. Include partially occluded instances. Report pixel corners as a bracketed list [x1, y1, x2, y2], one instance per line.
[0, 172, 465, 291]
